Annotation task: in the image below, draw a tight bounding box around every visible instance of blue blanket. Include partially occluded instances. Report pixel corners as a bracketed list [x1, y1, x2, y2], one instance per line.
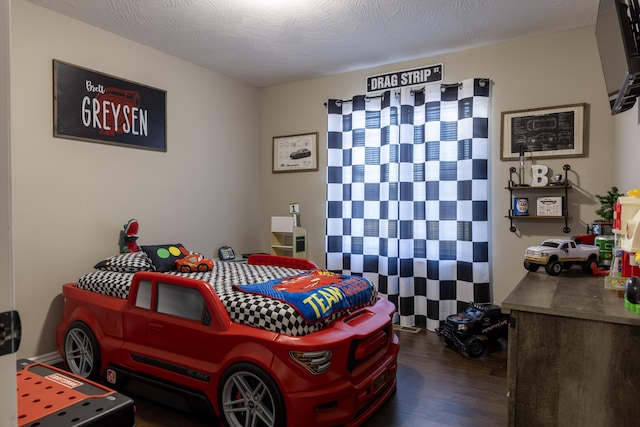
[233, 270, 375, 323]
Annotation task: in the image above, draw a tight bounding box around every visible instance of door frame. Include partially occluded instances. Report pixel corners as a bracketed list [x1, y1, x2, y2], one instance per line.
[1, 0, 17, 426]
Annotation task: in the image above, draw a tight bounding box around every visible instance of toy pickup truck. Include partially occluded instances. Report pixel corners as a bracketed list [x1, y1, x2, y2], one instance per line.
[56, 267, 399, 427]
[523, 238, 600, 276]
[435, 302, 510, 358]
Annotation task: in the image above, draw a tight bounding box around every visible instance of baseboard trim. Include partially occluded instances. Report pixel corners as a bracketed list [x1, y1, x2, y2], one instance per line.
[30, 351, 63, 366]
[393, 324, 422, 334]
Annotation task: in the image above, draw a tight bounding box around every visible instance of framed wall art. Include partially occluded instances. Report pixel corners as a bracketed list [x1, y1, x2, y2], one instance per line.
[53, 59, 167, 152]
[500, 103, 586, 160]
[272, 132, 318, 173]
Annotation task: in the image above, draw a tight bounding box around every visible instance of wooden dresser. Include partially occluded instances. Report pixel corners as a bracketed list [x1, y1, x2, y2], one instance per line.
[502, 271, 640, 427]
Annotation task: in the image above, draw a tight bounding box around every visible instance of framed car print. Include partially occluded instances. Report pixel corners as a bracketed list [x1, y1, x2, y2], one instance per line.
[272, 132, 318, 173]
[500, 103, 586, 160]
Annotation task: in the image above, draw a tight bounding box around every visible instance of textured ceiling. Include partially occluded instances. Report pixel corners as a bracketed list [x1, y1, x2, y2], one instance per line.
[26, 0, 599, 87]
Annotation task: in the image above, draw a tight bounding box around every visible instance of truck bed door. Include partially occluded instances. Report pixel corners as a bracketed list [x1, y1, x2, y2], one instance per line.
[142, 280, 223, 384]
[121, 279, 152, 366]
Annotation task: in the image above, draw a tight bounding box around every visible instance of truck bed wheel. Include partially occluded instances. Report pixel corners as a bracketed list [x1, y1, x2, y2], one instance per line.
[523, 260, 539, 272]
[465, 336, 485, 358]
[64, 321, 101, 380]
[219, 362, 285, 427]
[545, 260, 563, 276]
[582, 256, 598, 274]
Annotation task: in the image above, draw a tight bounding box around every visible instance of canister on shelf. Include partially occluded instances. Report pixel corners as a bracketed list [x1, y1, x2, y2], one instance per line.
[513, 197, 529, 216]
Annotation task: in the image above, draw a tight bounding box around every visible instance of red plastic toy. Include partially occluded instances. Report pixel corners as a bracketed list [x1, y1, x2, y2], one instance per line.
[57, 266, 398, 426]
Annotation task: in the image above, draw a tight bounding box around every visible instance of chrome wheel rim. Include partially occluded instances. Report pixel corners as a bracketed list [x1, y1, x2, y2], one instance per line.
[64, 327, 95, 378]
[222, 371, 276, 427]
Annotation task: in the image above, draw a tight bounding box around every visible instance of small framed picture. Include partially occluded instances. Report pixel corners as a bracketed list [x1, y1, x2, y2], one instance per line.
[500, 103, 586, 160]
[272, 132, 318, 173]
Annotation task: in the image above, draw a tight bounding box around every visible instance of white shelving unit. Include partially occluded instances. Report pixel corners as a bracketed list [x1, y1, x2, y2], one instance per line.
[270, 216, 307, 258]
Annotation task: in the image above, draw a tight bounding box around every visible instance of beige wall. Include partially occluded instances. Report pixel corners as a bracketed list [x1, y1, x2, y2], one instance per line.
[11, 0, 262, 358]
[259, 26, 617, 306]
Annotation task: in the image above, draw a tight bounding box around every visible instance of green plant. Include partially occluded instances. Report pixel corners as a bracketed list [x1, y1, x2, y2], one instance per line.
[595, 186, 624, 222]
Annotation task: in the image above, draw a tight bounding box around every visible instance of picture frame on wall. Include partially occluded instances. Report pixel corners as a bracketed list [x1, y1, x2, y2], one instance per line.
[500, 103, 586, 160]
[272, 132, 318, 173]
[53, 59, 167, 152]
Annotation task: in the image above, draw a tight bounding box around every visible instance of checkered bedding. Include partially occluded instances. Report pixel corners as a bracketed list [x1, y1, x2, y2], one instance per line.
[77, 261, 377, 336]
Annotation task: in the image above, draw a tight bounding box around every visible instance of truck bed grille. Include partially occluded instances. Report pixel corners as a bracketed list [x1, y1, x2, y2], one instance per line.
[347, 325, 391, 373]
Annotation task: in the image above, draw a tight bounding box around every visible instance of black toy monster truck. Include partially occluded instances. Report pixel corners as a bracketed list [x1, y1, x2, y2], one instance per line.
[435, 302, 510, 358]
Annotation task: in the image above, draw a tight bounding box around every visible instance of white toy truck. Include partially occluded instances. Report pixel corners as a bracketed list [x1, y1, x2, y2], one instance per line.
[523, 239, 600, 276]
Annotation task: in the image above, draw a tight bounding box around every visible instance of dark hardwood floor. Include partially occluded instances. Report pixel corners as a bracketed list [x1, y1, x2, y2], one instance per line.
[133, 328, 508, 427]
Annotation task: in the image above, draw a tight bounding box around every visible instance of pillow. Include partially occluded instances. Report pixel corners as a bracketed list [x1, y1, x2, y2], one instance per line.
[94, 251, 154, 273]
[141, 243, 189, 272]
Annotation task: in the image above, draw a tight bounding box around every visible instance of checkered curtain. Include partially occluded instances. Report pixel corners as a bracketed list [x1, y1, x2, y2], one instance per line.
[326, 78, 491, 330]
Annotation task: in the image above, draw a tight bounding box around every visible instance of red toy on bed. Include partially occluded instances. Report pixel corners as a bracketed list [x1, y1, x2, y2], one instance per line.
[120, 219, 140, 253]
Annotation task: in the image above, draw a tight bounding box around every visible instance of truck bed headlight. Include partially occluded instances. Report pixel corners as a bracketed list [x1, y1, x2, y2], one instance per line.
[457, 324, 467, 331]
[290, 350, 332, 375]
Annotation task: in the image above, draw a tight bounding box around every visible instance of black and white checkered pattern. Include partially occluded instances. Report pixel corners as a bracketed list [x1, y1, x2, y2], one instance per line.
[326, 78, 491, 331]
[79, 270, 134, 298]
[77, 261, 376, 336]
[93, 251, 154, 273]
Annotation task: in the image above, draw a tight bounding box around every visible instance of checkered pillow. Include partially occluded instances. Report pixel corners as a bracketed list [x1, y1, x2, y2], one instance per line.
[93, 251, 154, 273]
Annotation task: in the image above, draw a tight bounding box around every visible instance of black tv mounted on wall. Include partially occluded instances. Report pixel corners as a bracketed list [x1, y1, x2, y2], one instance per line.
[596, 0, 640, 114]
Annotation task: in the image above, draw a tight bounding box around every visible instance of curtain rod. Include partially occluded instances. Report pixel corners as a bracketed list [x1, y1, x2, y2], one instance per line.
[323, 78, 489, 107]
[323, 93, 383, 108]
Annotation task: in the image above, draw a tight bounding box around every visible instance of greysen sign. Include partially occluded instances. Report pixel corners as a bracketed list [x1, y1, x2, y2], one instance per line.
[53, 60, 167, 151]
[366, 64, 443, 92]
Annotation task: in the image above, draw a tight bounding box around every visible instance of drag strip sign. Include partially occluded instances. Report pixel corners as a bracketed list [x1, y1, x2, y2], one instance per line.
[366, 64, 443, 92]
